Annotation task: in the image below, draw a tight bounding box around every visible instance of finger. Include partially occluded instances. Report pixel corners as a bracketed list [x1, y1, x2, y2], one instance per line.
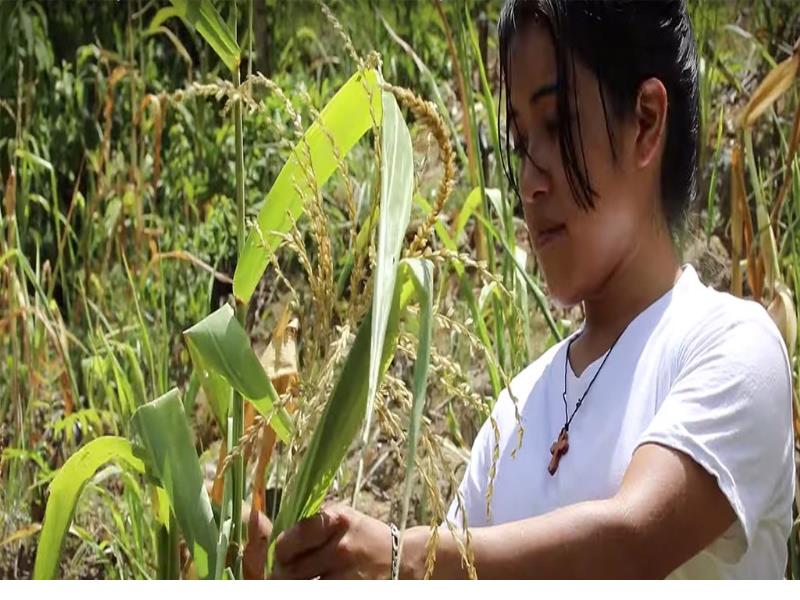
[275, 506, 345, 565]
[243, 507, 270, 580]
[273, 530, 346, 580]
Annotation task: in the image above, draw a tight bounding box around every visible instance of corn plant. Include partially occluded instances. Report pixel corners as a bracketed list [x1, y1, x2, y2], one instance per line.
[31, 0, 445, 580]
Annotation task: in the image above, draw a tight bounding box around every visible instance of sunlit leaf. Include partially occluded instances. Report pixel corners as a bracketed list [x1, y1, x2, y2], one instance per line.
[233, 69, 383, 303]
[767, 282, 797, 361]
[366, 89, 414, 435]
[184, 305, 292, 441]
[148, 7, 180, 32]
[168, 0, 239, 72]
[33, 437, 145, 579]
[453, 187, 498, 243]
[131, 389, 218, 580]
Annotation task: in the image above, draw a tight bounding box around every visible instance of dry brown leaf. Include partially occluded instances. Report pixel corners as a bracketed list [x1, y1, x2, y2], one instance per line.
[740, 48, 799, 128]
[259, 306, 300, 399]
[243, 305, 301, 577]
[772, 101, 800, 225]
[767, 282, 798, 361]
[242, 402, 256, 466]
[0, 523, 42, 547]
[210, 440, 227, 506]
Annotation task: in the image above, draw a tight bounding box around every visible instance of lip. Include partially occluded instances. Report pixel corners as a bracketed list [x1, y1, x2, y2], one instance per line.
[533, 224, 567, 250]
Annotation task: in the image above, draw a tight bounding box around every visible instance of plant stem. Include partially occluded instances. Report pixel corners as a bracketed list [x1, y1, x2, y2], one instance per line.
[229, 61, 246, 580]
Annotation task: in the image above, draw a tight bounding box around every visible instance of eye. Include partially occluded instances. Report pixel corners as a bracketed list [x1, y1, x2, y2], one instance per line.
[512, 136, 528, 158]
[545, 118, 560, 137]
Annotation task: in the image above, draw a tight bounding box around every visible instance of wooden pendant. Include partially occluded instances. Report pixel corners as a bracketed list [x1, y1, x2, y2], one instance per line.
[548, 427, 569, 475]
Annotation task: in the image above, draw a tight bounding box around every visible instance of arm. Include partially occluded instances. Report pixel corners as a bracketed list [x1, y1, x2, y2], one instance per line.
[400, 442, 736, 579]
[273, 441, 736, 579]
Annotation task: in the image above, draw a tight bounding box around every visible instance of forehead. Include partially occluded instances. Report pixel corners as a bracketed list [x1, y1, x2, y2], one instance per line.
[508, 22, 557, 108]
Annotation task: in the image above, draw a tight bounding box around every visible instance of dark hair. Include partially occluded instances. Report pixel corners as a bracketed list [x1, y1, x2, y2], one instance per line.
[498, 0, 700, 232]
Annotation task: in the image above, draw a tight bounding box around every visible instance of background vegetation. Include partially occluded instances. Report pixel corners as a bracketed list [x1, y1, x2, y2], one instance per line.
[0, 0, 798, 579]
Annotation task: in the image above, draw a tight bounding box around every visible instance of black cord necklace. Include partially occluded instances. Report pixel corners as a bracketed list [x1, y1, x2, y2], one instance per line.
[547, 326, 628, 476]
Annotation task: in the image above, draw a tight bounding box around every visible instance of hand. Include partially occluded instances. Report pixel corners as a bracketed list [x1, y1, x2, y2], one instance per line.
[272, 503, 393, 579]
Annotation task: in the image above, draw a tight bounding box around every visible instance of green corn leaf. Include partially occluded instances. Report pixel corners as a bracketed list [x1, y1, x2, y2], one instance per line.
[168, 0, 239, 73]
[270, 259, 429, 569]
[187, 341, 232, 434]
[184, 304, 292, 441]
[365, 89, 415, 437]
[131, 389, 218, 580]
[233, 69, 383, 303]
[33, 437, 146, 579]
[398, 259, 434, 542]
[147, 7, 179, 32]
[454, 187, 499, 243]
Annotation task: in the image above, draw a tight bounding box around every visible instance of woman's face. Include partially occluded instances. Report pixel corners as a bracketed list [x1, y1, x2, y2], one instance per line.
[508, 23, 660, 308]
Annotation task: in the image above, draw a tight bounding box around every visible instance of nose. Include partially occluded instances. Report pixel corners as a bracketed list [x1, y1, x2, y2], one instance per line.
[519, 143, 550, 206]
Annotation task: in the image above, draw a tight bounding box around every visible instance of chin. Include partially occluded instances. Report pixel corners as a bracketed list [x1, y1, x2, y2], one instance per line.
[549, 291, 583, 311]
[541, 273, 584, 310]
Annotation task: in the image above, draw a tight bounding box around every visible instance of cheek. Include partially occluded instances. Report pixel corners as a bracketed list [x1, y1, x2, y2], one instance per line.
[535, 204, 638, 306]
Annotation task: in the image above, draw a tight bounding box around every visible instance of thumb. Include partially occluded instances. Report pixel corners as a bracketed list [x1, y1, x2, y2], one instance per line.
[243, 505, 272, 579]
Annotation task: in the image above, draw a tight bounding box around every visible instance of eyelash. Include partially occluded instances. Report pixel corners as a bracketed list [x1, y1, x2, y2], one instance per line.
[512, 116, 561, 158]
[545, 119, 560, 136]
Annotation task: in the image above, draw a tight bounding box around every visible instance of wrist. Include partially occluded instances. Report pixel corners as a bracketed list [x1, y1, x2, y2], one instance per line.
[398, 526, 429, 579]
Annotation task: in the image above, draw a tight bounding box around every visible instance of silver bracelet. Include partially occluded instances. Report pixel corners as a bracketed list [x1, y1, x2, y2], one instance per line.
[389, 522, 400, 580]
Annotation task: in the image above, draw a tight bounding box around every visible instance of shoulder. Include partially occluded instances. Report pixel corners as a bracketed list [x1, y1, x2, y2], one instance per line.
[675, 274, 790, 380]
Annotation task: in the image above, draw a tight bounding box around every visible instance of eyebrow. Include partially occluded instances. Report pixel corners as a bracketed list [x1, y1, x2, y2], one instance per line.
[509, 83, 558, 119]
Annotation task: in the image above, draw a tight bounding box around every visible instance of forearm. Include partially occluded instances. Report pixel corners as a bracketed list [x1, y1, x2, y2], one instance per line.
[401, 497, 657, 579]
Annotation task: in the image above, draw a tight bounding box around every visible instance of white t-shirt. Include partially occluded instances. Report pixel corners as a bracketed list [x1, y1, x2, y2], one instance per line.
[446, 263, 795, 579]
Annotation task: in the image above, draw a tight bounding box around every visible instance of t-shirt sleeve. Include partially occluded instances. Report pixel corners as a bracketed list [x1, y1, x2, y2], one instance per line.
[635, 307, 794, 563]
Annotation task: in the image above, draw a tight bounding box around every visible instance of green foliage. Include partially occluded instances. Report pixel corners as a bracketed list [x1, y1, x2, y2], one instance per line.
[269, 259, 431, 566]
[33, 437, 146, 579]
[166, 0, 240, 72]
[131, 389, 219, 580]
[184, 304, 292, 441]
[233, 68, 383, 302]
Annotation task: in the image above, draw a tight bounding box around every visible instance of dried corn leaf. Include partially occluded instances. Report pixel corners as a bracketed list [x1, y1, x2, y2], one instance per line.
[767, 282, 798, 361]
[740, 48, 799, 128]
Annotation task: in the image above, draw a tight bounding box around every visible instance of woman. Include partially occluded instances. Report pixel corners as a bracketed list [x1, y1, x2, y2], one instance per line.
[267, 0, 795, 579]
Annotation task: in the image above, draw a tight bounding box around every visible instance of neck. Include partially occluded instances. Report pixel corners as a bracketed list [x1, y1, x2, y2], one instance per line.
[580, 226, 681, 348]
